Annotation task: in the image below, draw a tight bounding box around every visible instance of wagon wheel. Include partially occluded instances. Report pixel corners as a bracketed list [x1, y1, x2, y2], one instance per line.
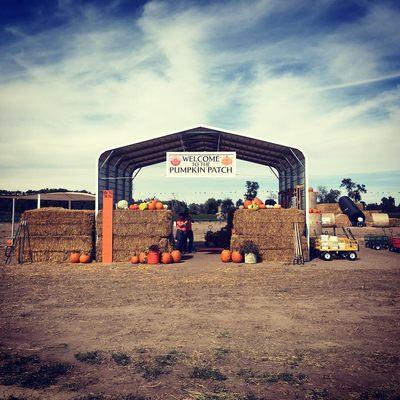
[321, 252, 332, 261]
[347, 251, 357, 261]
[373, 244, 381, 250]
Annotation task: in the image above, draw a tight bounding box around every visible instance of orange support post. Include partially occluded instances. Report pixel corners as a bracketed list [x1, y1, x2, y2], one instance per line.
[102, 190, 113, 263]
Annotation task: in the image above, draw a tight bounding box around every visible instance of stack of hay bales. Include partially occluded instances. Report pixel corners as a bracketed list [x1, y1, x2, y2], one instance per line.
[96, 210, 173, 262]
[230, 209, 307, 263]
[19, 208, 95, 262]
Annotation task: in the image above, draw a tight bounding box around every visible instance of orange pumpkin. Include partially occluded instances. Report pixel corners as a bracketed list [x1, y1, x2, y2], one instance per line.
[130, 255, 139, 264]
[259, 203, 266, 209]
[171, 250, 182, 263]
[129, 204, 139, 210]
[231, 250, 243, 263]
[79, 253, 91, 263]
[148, 201, 157, 211]
[243, 200, 252, 209]
[161, 252, 173, 264]
[6, 239, 13, 247]
[139, 252, 147, 263]
[155, 201, 163, 210]
[220, 249, 231, 263]
[253, 197, 263, 206]
[70, 252, 80, 263]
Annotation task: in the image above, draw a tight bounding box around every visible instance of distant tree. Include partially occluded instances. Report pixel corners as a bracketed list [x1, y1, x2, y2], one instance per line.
[188, 203, 200, 215]
[221, 199, 235, 214]
[340, 178, 367, 202]
[244, 181, 259, 200]
[169, 200, 188, 215]
[235, 199, 244, 208]
[366, 202, 380, 211]
[380, 196, 396, 213]
[204, 198, 219, 214]
[317, 186, 341, 203]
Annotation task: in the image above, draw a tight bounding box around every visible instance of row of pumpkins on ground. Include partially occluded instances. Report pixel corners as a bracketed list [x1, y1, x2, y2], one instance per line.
[117, 199, 168, 211]
[240, 197, 281, 211]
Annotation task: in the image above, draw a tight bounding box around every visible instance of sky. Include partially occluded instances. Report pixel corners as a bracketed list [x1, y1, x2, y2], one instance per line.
[0, 0, 399, 203]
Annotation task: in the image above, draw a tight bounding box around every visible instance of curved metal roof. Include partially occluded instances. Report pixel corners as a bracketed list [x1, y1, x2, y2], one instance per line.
[98, 126, 305, 176]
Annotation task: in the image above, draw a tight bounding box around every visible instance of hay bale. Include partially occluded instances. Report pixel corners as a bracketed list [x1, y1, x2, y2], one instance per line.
[18, 207, 95, 262]
[96, 209, 174, 262]
[371, 213, 390, 227]
[23, 207, 94, 225]
[96, 236, 173, 262]
[334, 213, 351, 227]
[389, 218, 400, 227]
[232, 209, 305, 236]
[97, 210, 173, 237]
[316, 203, 341, 214]
[231, 233, 306, 250]
[321, 213, 335, 227]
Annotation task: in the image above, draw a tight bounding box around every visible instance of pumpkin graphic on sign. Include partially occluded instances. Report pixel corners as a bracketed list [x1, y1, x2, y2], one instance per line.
[221, 156, 233, 166]
[170, 155, 181, 166]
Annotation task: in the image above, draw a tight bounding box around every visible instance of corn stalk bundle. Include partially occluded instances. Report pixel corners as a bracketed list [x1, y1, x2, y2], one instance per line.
[17, 207, 95, 262]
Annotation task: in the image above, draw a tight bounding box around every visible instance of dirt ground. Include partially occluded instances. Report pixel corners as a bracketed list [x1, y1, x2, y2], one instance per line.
[1, 223, 400, 400]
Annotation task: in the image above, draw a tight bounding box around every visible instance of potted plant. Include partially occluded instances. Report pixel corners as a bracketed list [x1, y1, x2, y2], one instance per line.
[147, 245, 160, 264]
[241, 241, 259, 264]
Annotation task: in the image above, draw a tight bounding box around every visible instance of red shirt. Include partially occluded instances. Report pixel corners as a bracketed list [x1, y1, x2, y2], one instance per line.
[176, 219, 187, 231]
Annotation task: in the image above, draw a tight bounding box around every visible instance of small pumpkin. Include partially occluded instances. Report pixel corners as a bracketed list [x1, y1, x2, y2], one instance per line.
[129, 204, 139, 210]
[139, 252, 147, 263]
[79, 253, 91, 263]
[253, 197, 263, 206]
[171, 250, 182, 263]
[69, 252, 80, 263]
[248, 203, 259, 211]
[148, 200, 157, 211]
[243, 200, 252, 209]
[273, 204, 281, 209]
[155, 201, 164, 210]
[259, 203, 266, 209]
[231, 250, 243, 263]
[6, 239, 13, 247]
[220, 249, 231, 263]
[161, 252, 173, 264]
[130, 255, 139, 264]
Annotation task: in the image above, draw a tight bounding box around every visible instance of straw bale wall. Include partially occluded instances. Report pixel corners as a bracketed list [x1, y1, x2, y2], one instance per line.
[96, 210, 173, 262]
[18, 208, 95, 262]
[230, 209, 307, 263]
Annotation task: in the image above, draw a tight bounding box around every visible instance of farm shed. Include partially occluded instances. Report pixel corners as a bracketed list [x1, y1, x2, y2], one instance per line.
[97, 126, 308, 210]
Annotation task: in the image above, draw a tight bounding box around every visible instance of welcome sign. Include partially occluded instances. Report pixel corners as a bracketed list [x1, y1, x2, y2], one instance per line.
[166, 152, 236, 178]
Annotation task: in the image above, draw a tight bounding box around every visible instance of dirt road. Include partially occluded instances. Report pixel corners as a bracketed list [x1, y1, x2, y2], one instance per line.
[1, 246, 400, 400]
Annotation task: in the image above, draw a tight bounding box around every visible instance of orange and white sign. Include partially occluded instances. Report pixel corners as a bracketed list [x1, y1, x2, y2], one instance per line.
[166, 152, 236, 178]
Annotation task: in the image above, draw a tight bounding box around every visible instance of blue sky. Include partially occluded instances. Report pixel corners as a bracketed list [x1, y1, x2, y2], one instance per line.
[0, 0, 399, 203]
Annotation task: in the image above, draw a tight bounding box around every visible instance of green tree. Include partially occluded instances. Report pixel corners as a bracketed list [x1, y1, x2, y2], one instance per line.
[204, 198, 219, 214]
[340, 178, 367, 202]
[188, 203, 200, 215]
[221, 198, 235, 214]
[244, 181, 259, 200]
[380, 196, 396, 213]
[317, 186, 341, 203]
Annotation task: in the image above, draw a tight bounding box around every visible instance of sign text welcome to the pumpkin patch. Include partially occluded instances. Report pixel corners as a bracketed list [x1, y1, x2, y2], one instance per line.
[166, 152, 236, 178]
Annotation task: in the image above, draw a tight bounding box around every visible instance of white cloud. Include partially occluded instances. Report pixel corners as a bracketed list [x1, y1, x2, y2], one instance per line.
[0, 0, 399, 195]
